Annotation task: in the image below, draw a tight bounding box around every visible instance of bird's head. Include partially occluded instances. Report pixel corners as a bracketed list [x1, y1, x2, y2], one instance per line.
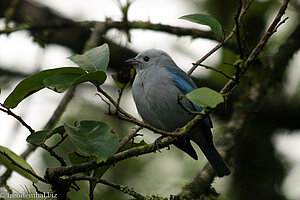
[125, 49, 177, 72]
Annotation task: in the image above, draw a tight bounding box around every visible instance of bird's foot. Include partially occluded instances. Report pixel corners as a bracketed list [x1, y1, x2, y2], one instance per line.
[174, 128, 181, 133]
[154, 136, 167, 152]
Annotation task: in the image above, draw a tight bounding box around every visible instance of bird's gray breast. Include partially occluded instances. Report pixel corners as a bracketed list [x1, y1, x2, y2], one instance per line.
[132, 67, 194, 132]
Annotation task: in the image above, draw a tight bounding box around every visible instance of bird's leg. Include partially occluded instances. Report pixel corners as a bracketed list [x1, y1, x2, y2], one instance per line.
[154, 135, 166, 152]
[160, 128, 182, 151]
[154, 135, 164, 152]
[174, 128, 181, 133]
[154, 134, 172, 152]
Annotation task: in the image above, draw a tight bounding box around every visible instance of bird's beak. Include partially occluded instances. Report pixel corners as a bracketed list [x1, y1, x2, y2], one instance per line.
[125, 58, 141, 67]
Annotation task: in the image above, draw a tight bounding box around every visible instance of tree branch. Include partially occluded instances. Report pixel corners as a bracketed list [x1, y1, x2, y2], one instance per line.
[70, 175, 147, 199]
[45, 136, 176, 177]
[104, 20, 219, 41]
[0, 19, 218, 43]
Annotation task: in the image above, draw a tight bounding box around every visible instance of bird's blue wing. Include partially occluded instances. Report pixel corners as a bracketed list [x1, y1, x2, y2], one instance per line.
[165, 67, 213, 128]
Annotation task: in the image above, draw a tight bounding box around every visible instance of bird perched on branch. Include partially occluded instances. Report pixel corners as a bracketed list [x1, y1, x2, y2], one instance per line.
[125, 49, 230, 177]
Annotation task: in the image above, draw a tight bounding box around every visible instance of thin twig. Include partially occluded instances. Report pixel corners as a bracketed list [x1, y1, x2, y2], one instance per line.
[115, 88, 124, 115]
[177, 96, 204, 115]
[0, 104, 35, 133]
[49, 134, 68, 150]
[114, 113, 178, 136]
[32, 183, 43, 194]
[193, 63, 236, 81]
[117, 125, 142, 152]
[187, 41, 226, 76]
[245, 0, 290, 66]
[70, 175, 147, 199]
[96, 93, 113, 114]
[235, 0, 245, 59]
[40, 143, 67, 166]
[97, 86, 132, 118]
[273, 17, 289, 33]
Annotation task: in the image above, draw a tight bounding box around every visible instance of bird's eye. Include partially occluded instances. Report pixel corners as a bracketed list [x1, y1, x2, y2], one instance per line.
[143, 56, 150, 62]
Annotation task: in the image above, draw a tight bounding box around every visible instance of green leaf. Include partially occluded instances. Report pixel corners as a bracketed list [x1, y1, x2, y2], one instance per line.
[72, 71, 107, 86]
[0, 145, 38, 183]
[26, 130, 51, 145]
[68, 151, 110, 181]
[184, 87, 224, 108]
[68, 43, 110, 72]
[64, 121, 119, 162]
[179, 14, 223, 37]
[51, 125, 66, 135]
[43, 73, 83, 93]
[68, 152, 96, 165]
[3, 67, 85, 108]
[93, 165, 110, 179]
[68, 151, 110, 185]
[26, 126, 65, 145]
[68, 152, 96, 176]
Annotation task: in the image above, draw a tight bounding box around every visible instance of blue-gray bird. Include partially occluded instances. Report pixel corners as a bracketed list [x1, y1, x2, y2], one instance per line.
[126, 49, 230, 177]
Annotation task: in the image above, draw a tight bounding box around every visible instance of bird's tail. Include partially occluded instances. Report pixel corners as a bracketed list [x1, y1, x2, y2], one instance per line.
[173, 137, 198, 160]
[173, 135, 230, 177]
[200, 145, 230, 177]
[190, 128, 230, 177]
